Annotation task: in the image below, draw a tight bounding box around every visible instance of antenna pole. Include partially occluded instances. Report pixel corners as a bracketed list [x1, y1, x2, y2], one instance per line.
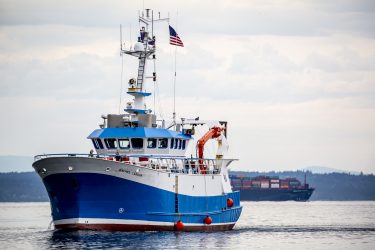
[129, 23, 131, 50]
[120, 24, 123, 51]
[118, 24, 124, 114]
[119, 55, 124, 114]
[151, 10, 154, 38]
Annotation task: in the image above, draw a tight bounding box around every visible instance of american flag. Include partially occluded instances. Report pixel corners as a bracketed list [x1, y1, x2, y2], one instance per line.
[169, 25, 184, 47]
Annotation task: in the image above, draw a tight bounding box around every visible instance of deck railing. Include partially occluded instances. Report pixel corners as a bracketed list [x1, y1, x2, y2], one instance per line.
[34, 153, 237, 175]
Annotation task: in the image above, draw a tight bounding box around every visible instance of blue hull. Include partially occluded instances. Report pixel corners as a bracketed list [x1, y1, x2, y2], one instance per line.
[42, 173, 242, 231]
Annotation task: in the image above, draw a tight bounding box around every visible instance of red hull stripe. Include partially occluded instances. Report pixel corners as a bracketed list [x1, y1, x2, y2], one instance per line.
[55, 223, 235, 232]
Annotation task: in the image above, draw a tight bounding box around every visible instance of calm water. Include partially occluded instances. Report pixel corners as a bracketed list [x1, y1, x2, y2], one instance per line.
[0, 202, 374, 249]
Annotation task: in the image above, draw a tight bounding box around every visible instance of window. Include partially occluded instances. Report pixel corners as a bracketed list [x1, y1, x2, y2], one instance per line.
[131, 138, 144, 149]
[178, 139, 182, 149]
[119, 139, 130, 149]
[92, 139, 99, 149]
[170, 138, 174, 149]
[158, 138, 168, 149]
[92, 138, 104, 149]
[182, 140, 186, 150]
[104, 138, 117, 149]
[147, 138, 157, 148]
[174, 139, 178, 149]
[97, 139, 104, 149]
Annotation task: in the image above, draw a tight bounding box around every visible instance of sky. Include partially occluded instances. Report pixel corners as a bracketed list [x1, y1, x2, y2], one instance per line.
[0, 0, 374, 173]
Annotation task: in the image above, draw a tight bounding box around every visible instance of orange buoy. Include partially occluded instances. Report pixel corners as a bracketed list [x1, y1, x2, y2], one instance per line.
[204, 216, 212, 225]
[227, 198, 234, 207]
[175, 220, 184, 231]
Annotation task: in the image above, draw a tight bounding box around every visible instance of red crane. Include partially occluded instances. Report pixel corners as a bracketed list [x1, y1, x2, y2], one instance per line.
[196, 127, 223, 173]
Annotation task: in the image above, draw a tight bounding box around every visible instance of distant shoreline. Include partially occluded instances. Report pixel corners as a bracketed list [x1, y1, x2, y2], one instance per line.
[1, 171, 374, 202]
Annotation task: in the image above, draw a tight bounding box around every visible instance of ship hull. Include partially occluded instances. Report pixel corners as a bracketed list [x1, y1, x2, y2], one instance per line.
[33, 157, 242, 231]
[236, 188, 314, 201]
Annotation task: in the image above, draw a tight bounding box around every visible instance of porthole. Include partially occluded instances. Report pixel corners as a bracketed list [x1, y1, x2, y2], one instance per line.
[106, 167, 111, 172]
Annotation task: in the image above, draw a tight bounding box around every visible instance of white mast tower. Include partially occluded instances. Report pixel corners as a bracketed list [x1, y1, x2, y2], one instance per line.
[121, 9, 168, 118]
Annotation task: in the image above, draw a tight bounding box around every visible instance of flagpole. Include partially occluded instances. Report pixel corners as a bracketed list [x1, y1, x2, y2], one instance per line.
[173, 42, 177, 125]
[173, 11, 178, 126]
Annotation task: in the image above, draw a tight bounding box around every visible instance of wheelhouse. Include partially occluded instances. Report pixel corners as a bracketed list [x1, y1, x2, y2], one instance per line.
[88, 127, 192, 156]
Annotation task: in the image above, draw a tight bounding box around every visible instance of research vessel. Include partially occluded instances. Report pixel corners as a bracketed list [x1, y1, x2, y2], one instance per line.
[33, 9, 242, 231]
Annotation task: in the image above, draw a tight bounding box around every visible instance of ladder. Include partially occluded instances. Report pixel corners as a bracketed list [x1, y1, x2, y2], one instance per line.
[137, 53, 146, 89]
[175, 175, 179, 213]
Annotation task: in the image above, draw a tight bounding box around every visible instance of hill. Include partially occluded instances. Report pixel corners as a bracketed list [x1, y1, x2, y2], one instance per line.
[300, 166, 360, 175]
[0, 172, 48, 202]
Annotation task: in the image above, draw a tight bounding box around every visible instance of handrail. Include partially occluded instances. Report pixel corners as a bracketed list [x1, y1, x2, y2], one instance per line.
[34, 153, 238, 162]
[33, 153, 237, 175]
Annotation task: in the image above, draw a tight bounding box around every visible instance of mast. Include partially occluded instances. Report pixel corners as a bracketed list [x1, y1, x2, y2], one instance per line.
[120, 9, 169, 116]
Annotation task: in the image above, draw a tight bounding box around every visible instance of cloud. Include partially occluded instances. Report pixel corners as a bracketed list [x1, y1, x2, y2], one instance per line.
[0, 0, 137, 27]
[0, 0, 374, 173]
[1, 0, 374, 37]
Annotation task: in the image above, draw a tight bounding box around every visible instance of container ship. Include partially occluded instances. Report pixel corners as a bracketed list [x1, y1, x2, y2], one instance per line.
[230, 175, 314, 201]
[32, 9, 242, 231]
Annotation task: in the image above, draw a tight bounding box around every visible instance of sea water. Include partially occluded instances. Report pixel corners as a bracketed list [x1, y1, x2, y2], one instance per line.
[0, 201, 374, 249]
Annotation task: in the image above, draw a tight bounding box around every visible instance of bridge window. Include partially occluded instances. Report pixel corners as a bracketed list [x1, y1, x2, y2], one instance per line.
[92, 139, 104, 149]
[131, 138, 144, 149]
[104, 138, 117, 149]
[119, 139, 130, 149]
[97, 139, 104, 149]
[170, 138, 174, 149]
[178, 139, 182, 149]
[182, 140, 186, 150]
[92, 139, 99, 149]
[158, 138, 168, 149]
[147, 138, 157, 148]
[174, 139, 179, 149]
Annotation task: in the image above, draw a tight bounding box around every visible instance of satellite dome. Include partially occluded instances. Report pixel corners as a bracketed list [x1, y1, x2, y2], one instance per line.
[134, 42, 144, 52]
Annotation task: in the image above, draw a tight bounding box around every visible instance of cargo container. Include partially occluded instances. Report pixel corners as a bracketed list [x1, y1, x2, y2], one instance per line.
[260, 182, 270, 188]
[229, 175, 314, 201]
